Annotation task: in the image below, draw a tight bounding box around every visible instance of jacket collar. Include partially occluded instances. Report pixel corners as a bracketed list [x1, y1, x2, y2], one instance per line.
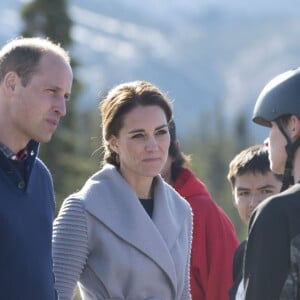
[81, 164, 187, 291]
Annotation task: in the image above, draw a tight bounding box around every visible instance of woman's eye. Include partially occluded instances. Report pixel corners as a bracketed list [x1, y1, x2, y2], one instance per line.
[131, 133, 144, 139]
[156, 129, 168, 136]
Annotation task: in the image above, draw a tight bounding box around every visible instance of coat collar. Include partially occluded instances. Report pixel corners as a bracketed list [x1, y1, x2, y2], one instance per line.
[80, 164, 189, 291]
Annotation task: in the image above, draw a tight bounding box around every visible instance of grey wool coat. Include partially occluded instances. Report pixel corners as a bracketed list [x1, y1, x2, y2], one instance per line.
[53, 164, 193, 300]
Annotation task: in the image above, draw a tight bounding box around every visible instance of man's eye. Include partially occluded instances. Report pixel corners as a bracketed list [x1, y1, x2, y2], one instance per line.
[262, 189, 273, 195]
[238, 191, 248, 197]
[47, 89, 56, 94]
[64, 94, 71, 101]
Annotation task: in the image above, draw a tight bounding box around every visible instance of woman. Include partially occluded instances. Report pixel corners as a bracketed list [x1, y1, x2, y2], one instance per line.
[52, 80, 193, 300]
[161, 120, 239, 300]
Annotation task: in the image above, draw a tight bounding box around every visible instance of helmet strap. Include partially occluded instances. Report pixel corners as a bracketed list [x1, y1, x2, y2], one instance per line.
[276, 120, 300, 191]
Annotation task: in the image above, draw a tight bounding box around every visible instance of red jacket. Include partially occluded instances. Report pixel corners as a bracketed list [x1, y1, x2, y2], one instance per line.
[173, 168, 239, 300]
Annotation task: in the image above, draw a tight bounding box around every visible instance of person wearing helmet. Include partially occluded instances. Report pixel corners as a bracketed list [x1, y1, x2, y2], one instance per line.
[243, 68, 300, 299]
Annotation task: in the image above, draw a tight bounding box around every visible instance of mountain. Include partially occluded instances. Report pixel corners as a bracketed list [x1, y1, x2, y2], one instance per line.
[1, 0, 300, 141]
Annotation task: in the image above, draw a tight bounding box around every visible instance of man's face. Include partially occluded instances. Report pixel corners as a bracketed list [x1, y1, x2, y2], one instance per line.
[266, 122, 288, 174]
[8, 52, 73, 152]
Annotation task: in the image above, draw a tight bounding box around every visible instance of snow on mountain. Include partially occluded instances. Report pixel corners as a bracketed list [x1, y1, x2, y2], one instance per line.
[1, 0, 300, 141]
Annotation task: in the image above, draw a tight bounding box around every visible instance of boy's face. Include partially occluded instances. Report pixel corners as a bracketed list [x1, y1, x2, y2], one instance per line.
[233, 171, 282, 225]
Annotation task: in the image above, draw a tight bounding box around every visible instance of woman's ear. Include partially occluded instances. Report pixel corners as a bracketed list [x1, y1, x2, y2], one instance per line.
[108, 135, 119, 153]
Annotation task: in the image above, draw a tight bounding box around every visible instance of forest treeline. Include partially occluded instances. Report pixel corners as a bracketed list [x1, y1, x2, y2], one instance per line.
[18, 0, 260, 240]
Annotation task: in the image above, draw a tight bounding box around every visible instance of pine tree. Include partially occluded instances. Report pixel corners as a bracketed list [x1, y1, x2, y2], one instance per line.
[21, 0, 72, 46]
[20, 0, 96, 212]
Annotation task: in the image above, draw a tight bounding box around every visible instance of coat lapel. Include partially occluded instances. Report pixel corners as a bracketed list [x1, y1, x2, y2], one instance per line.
[81, 164, 180, 291]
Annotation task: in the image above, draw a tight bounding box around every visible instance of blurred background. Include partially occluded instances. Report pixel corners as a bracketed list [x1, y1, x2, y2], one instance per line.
[1, 0, 300, 241]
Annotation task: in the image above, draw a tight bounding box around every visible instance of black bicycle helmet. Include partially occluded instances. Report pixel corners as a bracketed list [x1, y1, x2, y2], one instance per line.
[252, 67, 300, 191]
[253, 67, 300, 127]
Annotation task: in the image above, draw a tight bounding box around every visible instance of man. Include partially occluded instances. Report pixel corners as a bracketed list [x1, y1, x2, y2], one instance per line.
[227, 144, 282, 299]
[161, 120, 239, 300]
[243, 67, 300, 299]
[0, 37, 73, 299]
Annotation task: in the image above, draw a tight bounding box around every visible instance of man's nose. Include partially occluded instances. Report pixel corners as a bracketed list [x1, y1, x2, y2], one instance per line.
[54, 97, 67, 117]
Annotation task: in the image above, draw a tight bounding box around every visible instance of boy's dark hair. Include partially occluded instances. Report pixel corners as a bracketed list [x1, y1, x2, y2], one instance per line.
[227, 144, 282, 189]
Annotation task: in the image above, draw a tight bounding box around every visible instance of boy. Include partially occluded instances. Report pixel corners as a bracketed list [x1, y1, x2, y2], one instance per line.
[227, 144, 282, 299]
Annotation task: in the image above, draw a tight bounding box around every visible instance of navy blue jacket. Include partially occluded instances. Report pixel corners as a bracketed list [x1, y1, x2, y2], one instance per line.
[0, 141, 57, 300]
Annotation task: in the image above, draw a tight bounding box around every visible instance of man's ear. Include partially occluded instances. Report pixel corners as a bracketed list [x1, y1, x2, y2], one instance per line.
[290, 115, 300, 140]
[3, 72, 19, 95]
[108, 135, 119, 153]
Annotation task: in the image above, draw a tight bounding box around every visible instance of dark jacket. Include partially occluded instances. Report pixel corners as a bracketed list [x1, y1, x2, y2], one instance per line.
[229, 240, 247, 300]
[244, 183, 300, 300]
